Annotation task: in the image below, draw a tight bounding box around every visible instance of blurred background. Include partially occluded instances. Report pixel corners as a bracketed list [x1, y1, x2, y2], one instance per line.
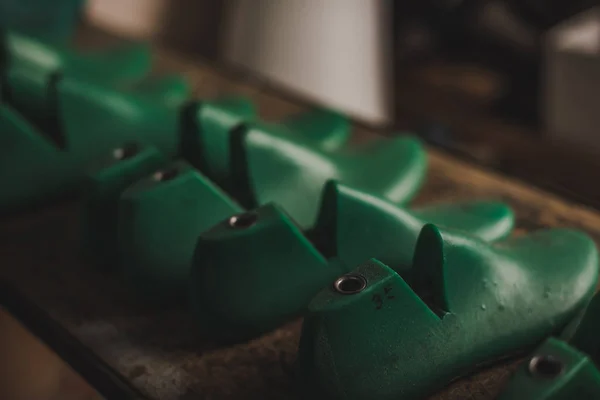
[1, 0, 600, 398]
[80, 0, 600, 206]
[1, 0, 599, 201]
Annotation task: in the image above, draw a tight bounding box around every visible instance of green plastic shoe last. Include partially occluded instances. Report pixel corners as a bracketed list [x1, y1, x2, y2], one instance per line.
[0, 74, 189, 212]
[118, 160, 242, 302]
[498, 293, 600, 399]
[296, 224, 599, 400]
[55, 74, 185, 162]
[189, 185, 514, 343]
[0, 104, 77, 211]
[80, 143, 167, 269]
[2, 31, 152, 119]
[231, 120, 426, 229]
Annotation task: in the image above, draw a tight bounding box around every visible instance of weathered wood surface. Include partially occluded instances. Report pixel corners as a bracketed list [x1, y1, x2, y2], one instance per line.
[2, 28, 600, 400]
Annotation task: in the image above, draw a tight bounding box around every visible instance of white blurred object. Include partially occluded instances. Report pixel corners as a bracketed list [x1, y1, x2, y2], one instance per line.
[222, 0, 394, 126]
[84, 0, 394, 125]
[84, 0, 168, 39]
[545, 7, 600, 151]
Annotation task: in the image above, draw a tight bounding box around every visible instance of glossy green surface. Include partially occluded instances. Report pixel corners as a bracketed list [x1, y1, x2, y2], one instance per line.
[189, 186, 515, 342]
[80, 144, 166, 269]
[498, 293, 600, 399]
[297, 224, 599, 400]
[231, 119, 426, 229]
[118, 160, 242, 302]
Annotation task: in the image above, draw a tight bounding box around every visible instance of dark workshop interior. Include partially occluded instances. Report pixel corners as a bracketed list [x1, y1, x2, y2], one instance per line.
[2, 1, 600, 399]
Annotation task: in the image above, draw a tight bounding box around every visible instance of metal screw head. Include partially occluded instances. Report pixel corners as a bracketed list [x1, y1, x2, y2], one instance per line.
[228, 212, 258, 229]
[152, 168, 179, 182]
[113, 143, 139, 161]
[528, 355, 564, 379]
[333, 274, 367, 295]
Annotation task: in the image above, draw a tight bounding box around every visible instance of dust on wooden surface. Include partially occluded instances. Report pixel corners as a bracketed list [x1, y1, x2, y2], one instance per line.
[2, 28, 600, 400]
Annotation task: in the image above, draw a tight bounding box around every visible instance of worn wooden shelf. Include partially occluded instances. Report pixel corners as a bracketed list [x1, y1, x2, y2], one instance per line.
[2, 27, 600, 400]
